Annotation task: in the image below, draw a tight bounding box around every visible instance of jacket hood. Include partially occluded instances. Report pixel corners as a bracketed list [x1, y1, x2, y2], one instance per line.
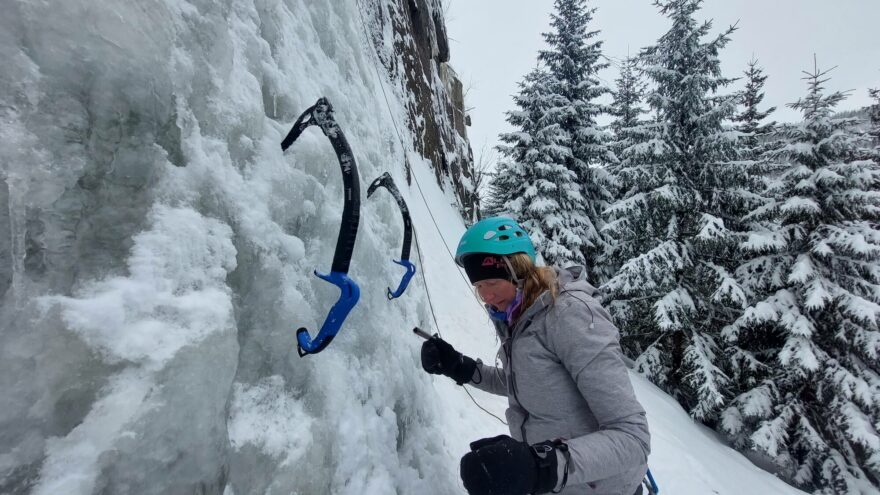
[555, 265, 597, 297]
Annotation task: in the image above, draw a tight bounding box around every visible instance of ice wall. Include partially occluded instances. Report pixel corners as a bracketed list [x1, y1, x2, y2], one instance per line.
[0, 1, 485, 493]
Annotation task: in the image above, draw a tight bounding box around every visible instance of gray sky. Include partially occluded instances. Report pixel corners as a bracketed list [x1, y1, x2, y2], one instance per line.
[444, 0, 880, 164]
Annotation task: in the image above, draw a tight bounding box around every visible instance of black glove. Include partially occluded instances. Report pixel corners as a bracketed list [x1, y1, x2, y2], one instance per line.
[420, 336, 477, 385]
[460, 435, 562, 495]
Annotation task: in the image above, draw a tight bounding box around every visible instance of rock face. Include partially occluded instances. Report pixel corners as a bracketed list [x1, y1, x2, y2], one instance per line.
[362, 0, 477, 221]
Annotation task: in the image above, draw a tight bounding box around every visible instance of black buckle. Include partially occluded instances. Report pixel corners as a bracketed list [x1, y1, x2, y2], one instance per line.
[549, 439, 570, 494]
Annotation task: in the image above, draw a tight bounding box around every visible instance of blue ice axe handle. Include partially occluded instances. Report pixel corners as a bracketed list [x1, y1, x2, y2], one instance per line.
[645, 468, 659, 494]
[297, 271, 361, 356]
[387, 259, 416, 299]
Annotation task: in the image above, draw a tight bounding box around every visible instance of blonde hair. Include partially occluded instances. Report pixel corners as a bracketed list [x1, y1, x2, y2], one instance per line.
[507, 253, 557, 314]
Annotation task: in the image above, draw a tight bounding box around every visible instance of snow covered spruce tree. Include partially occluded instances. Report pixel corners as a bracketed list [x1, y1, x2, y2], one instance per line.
[480, 171, 509, 219]
[733, 58, 778, 162]
[720, 66, 880, 493]
[601, 56, 652, 278]
[718, 57, 786, 403]
[602, 0, 743, 421]
[488, 68, 590, 266]
[869, 87, 880, 154]
[729, 57, 785, 227]
[538, 0, 615, 281]
[608, 56, 647, 167]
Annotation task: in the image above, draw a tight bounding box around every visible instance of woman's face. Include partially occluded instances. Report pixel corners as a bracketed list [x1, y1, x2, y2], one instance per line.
[474, 278, 518, 311]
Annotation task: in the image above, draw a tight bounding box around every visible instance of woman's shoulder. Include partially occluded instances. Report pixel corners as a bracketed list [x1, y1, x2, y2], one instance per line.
[552, 288, 602, 319]
[544, 288, 619, 341]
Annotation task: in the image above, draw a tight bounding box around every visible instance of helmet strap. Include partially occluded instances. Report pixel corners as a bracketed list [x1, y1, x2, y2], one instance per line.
[502, 255, 523, 287]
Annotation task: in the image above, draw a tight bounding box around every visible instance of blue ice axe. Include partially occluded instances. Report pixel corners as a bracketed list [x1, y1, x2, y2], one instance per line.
[281, 97, 361, 356]
[367, 172, 416, 299]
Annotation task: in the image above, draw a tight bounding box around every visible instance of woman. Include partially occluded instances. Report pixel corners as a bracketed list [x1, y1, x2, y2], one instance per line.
[420, 217, 650, 495]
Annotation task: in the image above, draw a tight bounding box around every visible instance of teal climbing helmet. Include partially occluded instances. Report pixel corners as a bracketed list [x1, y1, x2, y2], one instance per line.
[455, 216, 536, 266]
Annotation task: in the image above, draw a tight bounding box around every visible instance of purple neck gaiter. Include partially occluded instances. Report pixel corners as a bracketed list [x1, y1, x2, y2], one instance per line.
[504, 289, 524, 326]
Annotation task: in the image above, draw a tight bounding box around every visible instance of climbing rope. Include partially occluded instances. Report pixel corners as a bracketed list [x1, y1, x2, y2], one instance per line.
[352, 0, 505, 425]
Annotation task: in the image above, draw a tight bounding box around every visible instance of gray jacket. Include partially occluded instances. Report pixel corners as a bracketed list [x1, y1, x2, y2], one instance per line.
[469, 266, 650, 495]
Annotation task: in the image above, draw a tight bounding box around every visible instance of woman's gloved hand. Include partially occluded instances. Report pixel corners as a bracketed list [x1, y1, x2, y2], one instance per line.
[420, 336, 477, 385]
[459, 435, 562, 495]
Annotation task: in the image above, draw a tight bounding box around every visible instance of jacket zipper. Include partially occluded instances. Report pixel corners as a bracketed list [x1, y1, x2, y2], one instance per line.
[504, 311, 542, 444]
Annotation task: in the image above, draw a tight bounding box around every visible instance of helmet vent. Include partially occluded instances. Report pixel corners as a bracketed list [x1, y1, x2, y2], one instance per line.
[482, 231, 496, 240]
[498, 225, 510, 231]
[498, 235, 510, 241]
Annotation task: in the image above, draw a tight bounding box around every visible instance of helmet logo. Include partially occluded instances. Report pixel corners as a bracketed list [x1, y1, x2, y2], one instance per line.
[483, 230, 496, 240]
[481, 256, 505, 269]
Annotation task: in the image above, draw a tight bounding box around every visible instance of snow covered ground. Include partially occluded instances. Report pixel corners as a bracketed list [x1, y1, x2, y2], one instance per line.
[0, 0, 807, 493]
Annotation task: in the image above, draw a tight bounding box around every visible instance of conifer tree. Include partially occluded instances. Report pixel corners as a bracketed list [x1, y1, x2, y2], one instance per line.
[869, 87, 880, 154]
[538, 0, 615, 281]
[729, 57, 786, 226]
[603, 0, 742, 421]
[609, 56, 648, 165]
[480, 170, 508, 219]
[733, 58, 777, 161]
[489, 68, 590, 266]
[721, 65, 880, 493]
[601, 56, 651, 279]
[721, 58, 785, 399]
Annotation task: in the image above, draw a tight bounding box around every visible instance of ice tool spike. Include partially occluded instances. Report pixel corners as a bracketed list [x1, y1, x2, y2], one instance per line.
[281, 97, 361, 356]
[367, 172, 416, 299]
